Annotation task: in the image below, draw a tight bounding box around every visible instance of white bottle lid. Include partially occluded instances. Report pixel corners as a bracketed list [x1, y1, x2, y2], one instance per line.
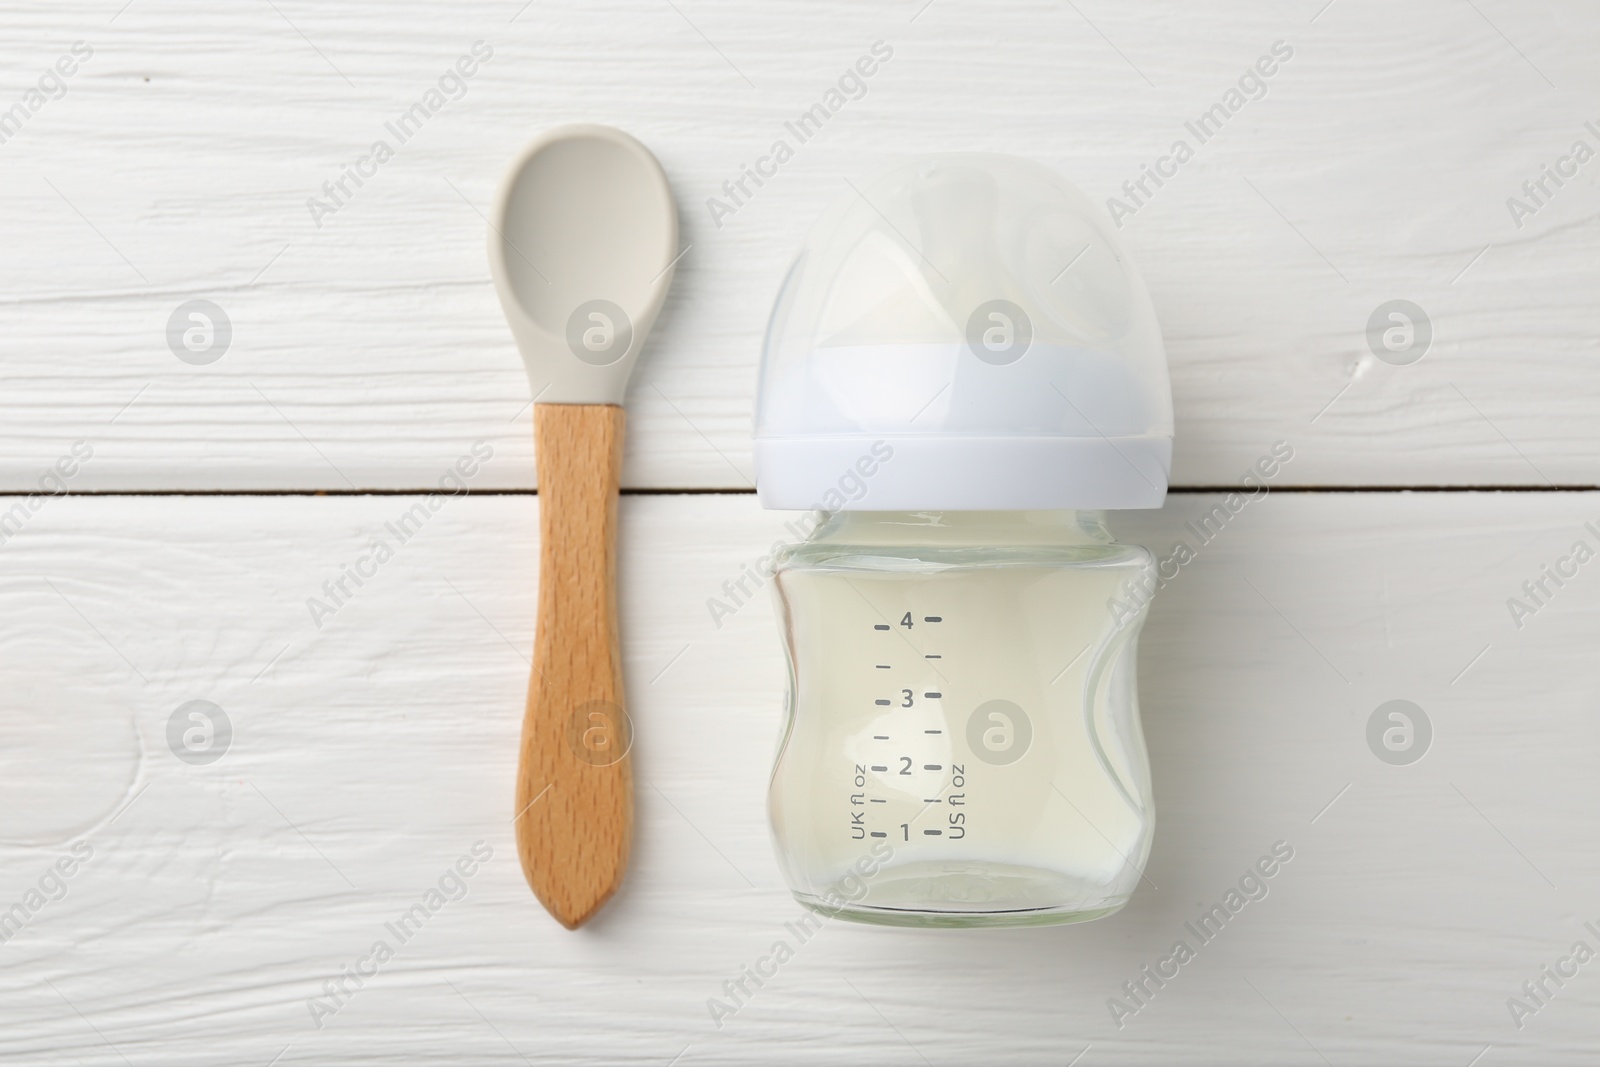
[754, 155, 1173, 511]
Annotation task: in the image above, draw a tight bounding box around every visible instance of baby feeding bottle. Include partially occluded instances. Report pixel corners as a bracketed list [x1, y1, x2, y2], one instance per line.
[754, 155, 1173, 927]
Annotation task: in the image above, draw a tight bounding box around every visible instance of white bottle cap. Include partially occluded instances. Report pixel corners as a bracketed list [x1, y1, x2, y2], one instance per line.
[754, 155, 1173, 511]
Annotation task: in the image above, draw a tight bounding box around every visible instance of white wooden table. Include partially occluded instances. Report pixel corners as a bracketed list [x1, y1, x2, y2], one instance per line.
[3, 2, 1598, 1063]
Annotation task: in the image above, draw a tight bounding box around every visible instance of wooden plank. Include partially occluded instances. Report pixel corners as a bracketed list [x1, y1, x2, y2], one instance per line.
[1, 1, 1597, 490]
[1, 491, 1597, 1062]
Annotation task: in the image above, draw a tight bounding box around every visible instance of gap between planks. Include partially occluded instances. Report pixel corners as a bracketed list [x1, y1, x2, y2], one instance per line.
[0, 485, 1598, 499]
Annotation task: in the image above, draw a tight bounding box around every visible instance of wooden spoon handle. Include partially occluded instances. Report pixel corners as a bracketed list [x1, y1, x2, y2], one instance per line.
[516, 402, 631, 929]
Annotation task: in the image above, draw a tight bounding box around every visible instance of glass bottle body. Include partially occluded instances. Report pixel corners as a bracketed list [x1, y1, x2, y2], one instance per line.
[768, 511, 1155, 928]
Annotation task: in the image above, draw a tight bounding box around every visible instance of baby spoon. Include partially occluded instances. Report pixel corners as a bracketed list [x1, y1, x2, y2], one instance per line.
[487, 124, 679, 928]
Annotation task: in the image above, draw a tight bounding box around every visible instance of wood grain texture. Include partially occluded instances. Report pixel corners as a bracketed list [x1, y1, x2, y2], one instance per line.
[519, 404, 630, 929]
[1, 1, 1597, 490]
[2, 492, 1599, 1064]
[4, 0, 1600, 1062]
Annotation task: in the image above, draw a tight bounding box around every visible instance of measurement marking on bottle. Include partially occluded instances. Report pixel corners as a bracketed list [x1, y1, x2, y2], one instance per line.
[850, 610, 962, 848]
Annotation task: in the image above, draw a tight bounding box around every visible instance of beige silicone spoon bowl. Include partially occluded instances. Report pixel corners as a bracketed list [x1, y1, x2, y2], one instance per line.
[487, 124, 678, 929]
